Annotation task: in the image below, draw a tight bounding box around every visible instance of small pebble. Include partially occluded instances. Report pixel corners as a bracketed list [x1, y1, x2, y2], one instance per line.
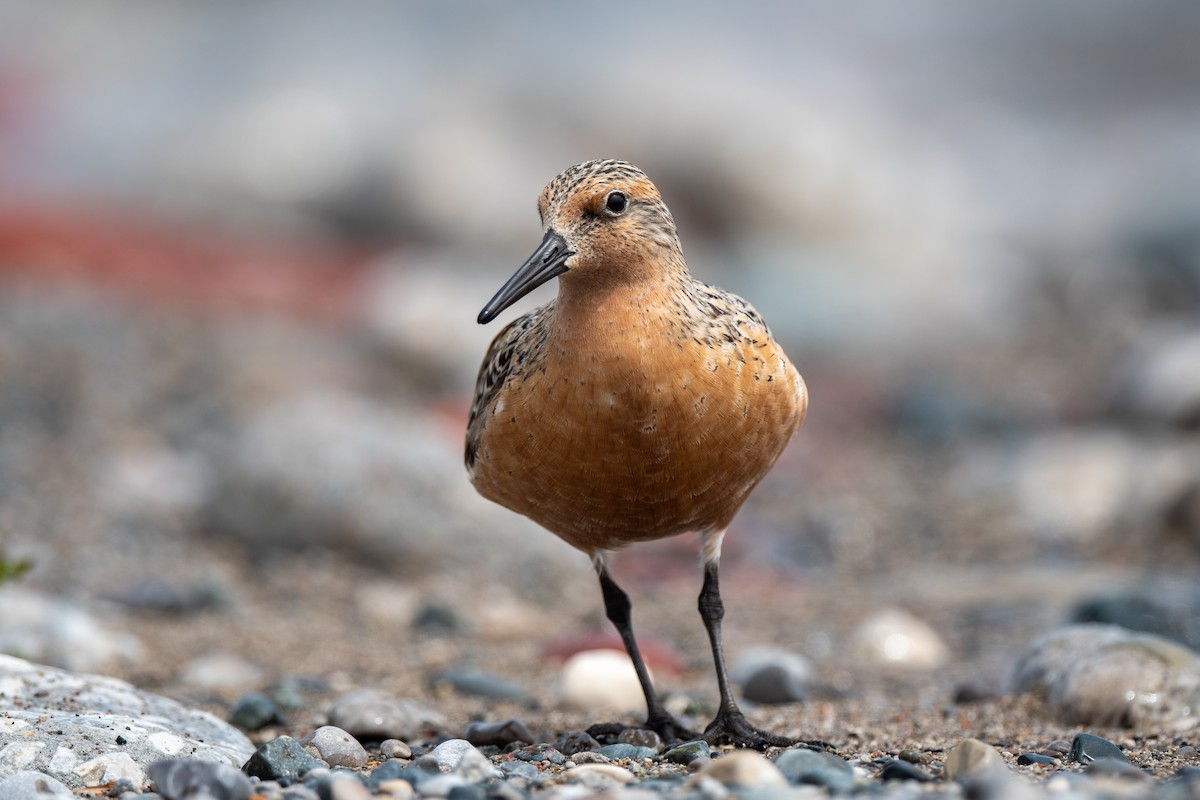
[454, 747, 499, 783]
[380, 740, 412, 759]
[663, 740, 711, 765]
[1176, 744, 1198, 758]
[943, 738, 1008, 780]
[561, 650, 646, 713]
[732, 647, 812, 705]
[879, 759, 934, 782]
[415, 774, 465, 797]
[563, 763, 636, 785]
[897, 749, 931, 765]
[326, 689, 444, 741]
[148, 759, 253, 800]
[412, 603, 466, 635]
[319, 774, 372, 800]
[463, 719, 534, 748]
[299, 726, 368, 769]
[617, 727, 662, 751]
[595, 743, 655, 761]
[512, 744, 565, 765]
[553, 730, 599, 755]
[446, 785, 487, 800]
[686, 750, 788, 789]
[1069, 732, 1128, 764]
[1041, 739, 1071, 759]
[1016, 753, 1057, 766]
[1086, 757, 1150, 780]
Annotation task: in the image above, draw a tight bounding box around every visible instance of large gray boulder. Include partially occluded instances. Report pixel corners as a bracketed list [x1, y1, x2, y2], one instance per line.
[0, 655, 253, 790]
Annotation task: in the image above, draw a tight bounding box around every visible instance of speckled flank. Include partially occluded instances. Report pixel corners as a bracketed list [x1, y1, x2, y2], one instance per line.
[466, 159, 807, 560]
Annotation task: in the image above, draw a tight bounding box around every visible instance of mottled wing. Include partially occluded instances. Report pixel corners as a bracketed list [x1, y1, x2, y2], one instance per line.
[464, 304, 550, 470]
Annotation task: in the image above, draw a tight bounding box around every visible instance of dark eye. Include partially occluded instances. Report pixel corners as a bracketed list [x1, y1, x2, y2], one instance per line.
[604, 191, 627, 215]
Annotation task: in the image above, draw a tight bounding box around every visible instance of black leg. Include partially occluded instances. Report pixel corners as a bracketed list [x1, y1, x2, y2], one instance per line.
[597, 568, 697, 744]
[698, 560, 797, 749]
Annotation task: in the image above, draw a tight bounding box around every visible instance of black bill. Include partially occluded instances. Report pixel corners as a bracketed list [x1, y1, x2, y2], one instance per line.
[477, 230, 572, 324]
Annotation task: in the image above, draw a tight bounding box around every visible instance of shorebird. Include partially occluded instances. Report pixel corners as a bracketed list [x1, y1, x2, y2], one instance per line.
[466, 159, 808, 748]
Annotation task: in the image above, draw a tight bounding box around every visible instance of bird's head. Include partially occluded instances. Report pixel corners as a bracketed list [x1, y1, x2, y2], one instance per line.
[478, 159, 682, 324]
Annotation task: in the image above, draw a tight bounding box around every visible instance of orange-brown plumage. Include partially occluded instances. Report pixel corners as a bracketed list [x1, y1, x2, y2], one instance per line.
[466, 159, 807, 747]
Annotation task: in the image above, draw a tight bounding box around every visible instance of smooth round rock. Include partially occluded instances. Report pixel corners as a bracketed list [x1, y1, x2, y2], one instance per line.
[774, 748, 855, 792]
[512, 744, 565, 766]
[851, 608, 949, 669]
[299, 727, 368, 769]
[943, 738, 1009, 780]
[429, 668, 531, 703]
[380, 740, 412, 760]
[563, 764, 635, 785]
[686, 750, 788, 789]
[1012, 624, 1200, 730]
[318, 773, 372, 800]
[732, 648, 813, 704]
[561, 650, 646, 714]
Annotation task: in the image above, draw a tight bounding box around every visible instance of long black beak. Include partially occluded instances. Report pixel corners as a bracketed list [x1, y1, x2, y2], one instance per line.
[478, 230, 572, 324]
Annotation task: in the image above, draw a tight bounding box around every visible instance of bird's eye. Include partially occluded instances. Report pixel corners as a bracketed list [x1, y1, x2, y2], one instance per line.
[604, 191, 627, 215]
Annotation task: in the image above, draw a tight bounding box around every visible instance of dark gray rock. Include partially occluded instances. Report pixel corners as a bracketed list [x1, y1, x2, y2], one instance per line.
[463, 719, 534, 748]
[616, 727, 662, 752]
[1069, 733, 1128, 764]
[299, 727, 368, 770]
[774, 748, 855, 792]
[429, 668, 530, 703]
[1074, 588, 1200, 651]
[242, 737, 322, 783]
[149, 759, 253, 800]
[552, 731, 598, 756]
[230, 692, 283, 731]
[1016, 753, 1057, 766]
[663, 740, 710, 766]
[878, 760, 933, 782]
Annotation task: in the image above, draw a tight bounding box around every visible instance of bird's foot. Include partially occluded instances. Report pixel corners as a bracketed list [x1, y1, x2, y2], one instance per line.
[587, 711, 701, 748]
[702, 707, 803, 751]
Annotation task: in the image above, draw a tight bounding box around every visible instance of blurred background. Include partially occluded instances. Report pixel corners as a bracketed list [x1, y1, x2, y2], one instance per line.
[1, 0, 1199, 717]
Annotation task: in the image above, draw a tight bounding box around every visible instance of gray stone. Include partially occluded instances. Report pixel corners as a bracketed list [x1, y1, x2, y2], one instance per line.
[1015, 753, 1056, 766]
[732, 648, 813, 704]
[1011, 624, 1200, 730]
[148, 759, 253, 800]
[1068, 733, 1128, 764]
[0, 655, 253, 789]
[299, 727, 368, 769]
[773, 748, 855, 792]
[379, 740, 411, 760]
[463, 720, 534, 748]
[428, 668, 529, 703]
[664, 740, 711, 766]
[0, 771, 73, 799]
[230, 692, 283, 731]
[595, 743, 655, 761]
[878, 760, 933, 782]
[429, 740, 478, 771]
[325, 689, 445, 741]
[511, 744, 565, 765]
[242, 736, 322, 782]
[943, 738, 1009, 780]
[316, 773, 372, 800]
[453, 747, 499, 783]
[1073, 587, 1200, 651]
